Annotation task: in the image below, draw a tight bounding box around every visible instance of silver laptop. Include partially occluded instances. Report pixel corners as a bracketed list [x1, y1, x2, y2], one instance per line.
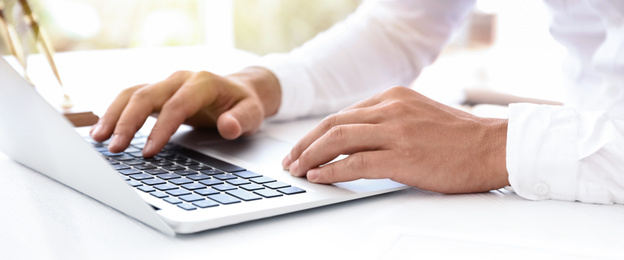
[0, 56, 406, 235]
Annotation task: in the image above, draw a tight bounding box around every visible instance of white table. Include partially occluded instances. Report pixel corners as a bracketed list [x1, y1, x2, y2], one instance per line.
[1, 47, 623, 259]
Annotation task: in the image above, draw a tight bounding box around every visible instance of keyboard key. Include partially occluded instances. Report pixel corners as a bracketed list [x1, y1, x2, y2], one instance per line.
[126, 180, 142, 187]
[101, 151, 124, 157]
[132, 143, 146, 149]
[124, 147, 141, 153]
[193, 200, 219, 208]
[181, 183, 206, 190]
[166, 189, 192, 197]
[179, 194, 205, 202]
[226, 189, 262, 201]
[278, 186, 306, 195]
[168, 156, 188, 162]
[180, 161, 199, 166]
[213, 173, 238, 180]
[145, 169, 168, 175]
[264, 181, 290, 189]
[169, 178, 193, 185]
[188, 164, 211, 171]
[128, 151, 144, 158]
[227, 178, 251, 186]
[158, 151, 176, 158]
[174, 170, 198, 176]
[194, 188, 220, 196]
[250, 176, 276, 184]
[130, 136, 147, 145]
[134, 164, 157, 170]
[213, 184, 237, 191]
[113, 155, 136, 161]
[164, 197, 183, 204]
[138, 185, 156, 192]
[130, 173, 153, 180]
[240, 183, 265, 191]
[113, 164, 130, 170]
[118, 169, 142, 175]
[199, 179, 224, 186]
[154, 183, 178, 191]
[124, 159, 146, 166]
[201, 169, 224, 175]
[234, 171, 262, 179]
[107, 159, 120, 165]
[208, 194, 241, 205]
[162, 165, 186, 171]
[254, 189, 283, 198]
[157, 173, 181, 180]
[152, 161, 174, 167]
[176, 149, 245, 172]
[121, 175, 130, 181]
[150, 191, 168, 198]
[177, 203, 197, 211]
[186, 174, 210, 181]
[142, 178, 166, 186]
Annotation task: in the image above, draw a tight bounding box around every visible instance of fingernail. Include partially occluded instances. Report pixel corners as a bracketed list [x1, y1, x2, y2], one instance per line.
[282, 154, 292, 170]
[90, 124, 101, 136]
[143, 139, 155, 155]
[108, 134, 122, 150]
[307, 169, 320, 182]
[289, 160, 299, 176]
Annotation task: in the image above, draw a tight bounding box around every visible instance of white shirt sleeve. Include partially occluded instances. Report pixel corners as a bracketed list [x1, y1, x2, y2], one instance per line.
[507, 0, 624, 204]
[259, 0, 476, 120]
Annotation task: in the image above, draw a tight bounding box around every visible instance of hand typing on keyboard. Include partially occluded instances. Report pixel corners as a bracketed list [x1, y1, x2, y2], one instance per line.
[89, 69, 510, 196]
[90, 67, 282, 158]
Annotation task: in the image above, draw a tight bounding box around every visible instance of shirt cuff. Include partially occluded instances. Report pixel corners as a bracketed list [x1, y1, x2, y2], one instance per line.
[506, 103, 579, 201]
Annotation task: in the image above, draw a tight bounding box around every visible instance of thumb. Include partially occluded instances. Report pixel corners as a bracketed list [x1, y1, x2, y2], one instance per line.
[217, 98, 263, 140]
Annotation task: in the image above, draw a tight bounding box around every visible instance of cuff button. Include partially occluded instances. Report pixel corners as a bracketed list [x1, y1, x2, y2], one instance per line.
[533, 182, 550, 195]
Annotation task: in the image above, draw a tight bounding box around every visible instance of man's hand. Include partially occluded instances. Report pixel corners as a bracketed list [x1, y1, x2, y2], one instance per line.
[90, 67, 281, 157]
[282, 86, 509, 194]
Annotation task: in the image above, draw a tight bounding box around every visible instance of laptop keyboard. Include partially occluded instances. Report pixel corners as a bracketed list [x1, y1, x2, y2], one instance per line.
[86, 135, 305, 211]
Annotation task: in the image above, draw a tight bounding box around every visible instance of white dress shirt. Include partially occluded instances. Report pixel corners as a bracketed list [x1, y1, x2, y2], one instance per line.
[260, 0, 624, 204]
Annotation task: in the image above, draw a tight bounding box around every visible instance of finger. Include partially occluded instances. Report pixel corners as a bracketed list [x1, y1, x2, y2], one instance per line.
[283, 106, 382, 169]
[143, 80, 215, 156]
[305, 150, 392, 183]
[217, 98, 264, 140]
[291, 124, 387, 177]
[90, 84, 145, 142]
[108, 76, 186, 153]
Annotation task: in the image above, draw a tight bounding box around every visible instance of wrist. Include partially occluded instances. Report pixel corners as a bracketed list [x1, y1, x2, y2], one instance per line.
[227, 66, 281, 118]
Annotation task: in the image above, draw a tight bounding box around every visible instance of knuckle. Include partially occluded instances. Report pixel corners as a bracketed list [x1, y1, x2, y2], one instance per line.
[130, 87, 152, 101]
[381, 85, 408, 97]
[195, 70, 215, 79]
[171, 70, 191, 79]
[298, 150, 311, 165]
[290, 142, 306, 159]
[162, 98, 193, 118]
[346, 153, 366, 171]
[323, 165, 336, 181]
[320, 114, 337, 132]
[383, 100, 409, 114]
[326, 125, 347, 141]
[120, 85, 141, 97]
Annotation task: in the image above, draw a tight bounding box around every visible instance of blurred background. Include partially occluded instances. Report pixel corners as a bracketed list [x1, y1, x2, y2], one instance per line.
[0, 0, 567, 103]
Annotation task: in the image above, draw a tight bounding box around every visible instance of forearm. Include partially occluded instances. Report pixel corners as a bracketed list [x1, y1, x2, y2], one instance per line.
[261, 0, 476, 120]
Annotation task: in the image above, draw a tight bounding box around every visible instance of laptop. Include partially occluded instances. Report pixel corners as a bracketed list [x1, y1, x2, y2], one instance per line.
[0, 56, 407, 235]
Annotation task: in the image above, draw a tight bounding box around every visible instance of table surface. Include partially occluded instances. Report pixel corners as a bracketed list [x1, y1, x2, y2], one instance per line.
[1, 47, 623, 260]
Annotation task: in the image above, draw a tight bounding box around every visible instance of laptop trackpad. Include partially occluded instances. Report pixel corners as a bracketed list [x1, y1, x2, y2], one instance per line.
[204, 137, 293, 167]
